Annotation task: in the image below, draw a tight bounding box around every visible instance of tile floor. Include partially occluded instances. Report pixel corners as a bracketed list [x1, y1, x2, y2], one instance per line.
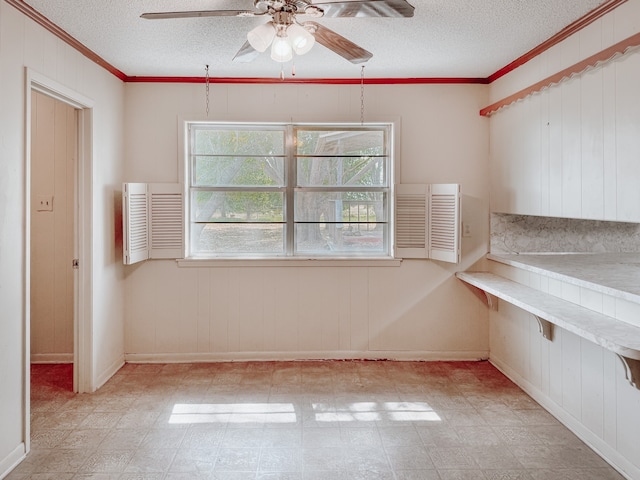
[6, 361, 625, 480]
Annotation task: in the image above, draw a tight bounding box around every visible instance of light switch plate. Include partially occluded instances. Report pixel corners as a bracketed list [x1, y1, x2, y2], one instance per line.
[462, 222, 472, 237]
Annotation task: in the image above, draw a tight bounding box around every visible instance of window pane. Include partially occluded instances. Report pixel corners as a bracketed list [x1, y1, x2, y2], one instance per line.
[296, 129, 385, 156]
[192, 191, 284, 222]
[194, 128, 284, 156]
[295, 192, 387, 223]
[194, 156, 285, 187]
[297, 156, 386, 187]
[191, 224, 284, 254]
[187, 122, 393, 258]
[295, 223, 386, 255]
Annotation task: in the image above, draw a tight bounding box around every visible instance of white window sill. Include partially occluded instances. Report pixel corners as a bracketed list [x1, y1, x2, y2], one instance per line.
[176, 257, 402, 268]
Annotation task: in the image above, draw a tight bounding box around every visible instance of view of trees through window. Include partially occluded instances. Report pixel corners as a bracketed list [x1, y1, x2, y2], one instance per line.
[188, 123, 391, 257]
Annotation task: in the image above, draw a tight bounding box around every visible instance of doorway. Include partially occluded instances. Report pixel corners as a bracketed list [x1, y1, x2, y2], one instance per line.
[30, 90, 77, 391]
[25, 68, 94, 456]
[25, 68, 94, 398]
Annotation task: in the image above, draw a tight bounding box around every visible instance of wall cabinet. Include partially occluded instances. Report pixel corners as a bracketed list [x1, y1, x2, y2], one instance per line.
[489, 50, 640, 223]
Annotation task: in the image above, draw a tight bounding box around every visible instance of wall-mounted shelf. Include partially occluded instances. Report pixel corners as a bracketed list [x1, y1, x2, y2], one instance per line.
[456, 271, 640, 389]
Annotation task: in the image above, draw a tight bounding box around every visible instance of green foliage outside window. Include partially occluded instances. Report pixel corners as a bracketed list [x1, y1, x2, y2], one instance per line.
[188, 123, 391, 256]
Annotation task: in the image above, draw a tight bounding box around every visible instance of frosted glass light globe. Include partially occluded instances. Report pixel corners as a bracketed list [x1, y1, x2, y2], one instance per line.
[271, 35, 293, 62]
[247, 22, 276, 52]
[287, 23, 315, 55]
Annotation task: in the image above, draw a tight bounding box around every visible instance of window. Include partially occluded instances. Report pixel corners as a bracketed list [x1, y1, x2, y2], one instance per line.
[122, 122, 461, 265]
[186, 122, 393, 258]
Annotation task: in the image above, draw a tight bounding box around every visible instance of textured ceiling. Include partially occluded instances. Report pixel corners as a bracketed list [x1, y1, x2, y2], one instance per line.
[21, 0, 608, 79]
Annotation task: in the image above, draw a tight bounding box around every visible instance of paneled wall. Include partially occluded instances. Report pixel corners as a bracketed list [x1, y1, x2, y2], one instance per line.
[30, 91, 75, 363]
[489, 0, 640, 222]
[123, 82, 491, 361]
[487, 261, 640, 478]
[0, 2, 125, 477]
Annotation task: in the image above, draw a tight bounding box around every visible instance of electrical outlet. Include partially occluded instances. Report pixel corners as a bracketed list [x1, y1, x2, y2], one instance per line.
[36, 195, 54, 212]
[462, 222, 472, 237]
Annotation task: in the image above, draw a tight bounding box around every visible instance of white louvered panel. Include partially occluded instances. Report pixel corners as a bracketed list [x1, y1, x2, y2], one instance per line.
[430, 196, 456, 249]
[129, 195, 148, 249]
[396, 196, 427, 248]
[429, 183, 460, 264]
[151, 194, 182, 248]
[123, 183, 149, 265]
[394, 184, 428, 258]
[149, 183, 184, 259]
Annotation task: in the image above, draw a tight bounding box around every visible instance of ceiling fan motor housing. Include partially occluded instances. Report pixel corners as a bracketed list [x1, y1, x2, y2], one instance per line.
[254, 0, 323, 17]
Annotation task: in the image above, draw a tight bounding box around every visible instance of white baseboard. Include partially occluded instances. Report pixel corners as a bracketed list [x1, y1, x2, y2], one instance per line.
[94, 354, 125, 391]
[490, 355, 639, 480]
[124, 350, 489, 364]
[30, 353, 73, 364]
[0, 443, 26, 480]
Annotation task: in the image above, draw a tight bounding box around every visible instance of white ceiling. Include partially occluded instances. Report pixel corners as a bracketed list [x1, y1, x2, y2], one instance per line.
[21, 0, 608, 80]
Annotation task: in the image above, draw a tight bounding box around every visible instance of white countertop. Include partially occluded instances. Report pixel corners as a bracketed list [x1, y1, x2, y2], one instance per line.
[456, 271, 640, 359]
[487, 253, 640, 304]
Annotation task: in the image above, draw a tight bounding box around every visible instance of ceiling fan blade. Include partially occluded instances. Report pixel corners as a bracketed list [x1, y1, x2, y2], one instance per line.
[306, 21, 372, 64]
[312, 0, 414, 18]
[232, 41, 262, 63]
[140, 10, 256, 20]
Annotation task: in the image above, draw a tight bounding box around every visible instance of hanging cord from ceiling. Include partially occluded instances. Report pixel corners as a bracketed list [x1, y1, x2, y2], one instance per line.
[205, 65, 210, 117]
[360, 65, 365, 125]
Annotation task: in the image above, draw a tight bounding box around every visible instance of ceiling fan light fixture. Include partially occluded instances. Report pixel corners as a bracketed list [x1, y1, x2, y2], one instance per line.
[287, 23, 315, 55]
[271, 34, 293, 62]
[247, 21, 276, 52]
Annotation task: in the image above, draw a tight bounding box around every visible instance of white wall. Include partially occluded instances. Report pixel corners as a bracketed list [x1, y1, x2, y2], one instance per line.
[486, 1, 640, 477]
[123, 82, 491, 361]
[489, 0, 640, 222]
[0, 2, 125, 477]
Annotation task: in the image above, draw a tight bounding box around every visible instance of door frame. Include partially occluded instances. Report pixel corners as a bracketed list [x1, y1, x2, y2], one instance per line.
[24, 68, 94, 450]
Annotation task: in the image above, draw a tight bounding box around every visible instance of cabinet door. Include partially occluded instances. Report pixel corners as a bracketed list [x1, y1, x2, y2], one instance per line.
[490, 95, 542, 216]
[581, 68, 605, 220]
[616, 53, 640, 223]
[561, 77, 582, 219]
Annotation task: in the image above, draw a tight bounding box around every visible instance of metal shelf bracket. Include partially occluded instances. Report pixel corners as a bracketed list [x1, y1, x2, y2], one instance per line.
[617, 354, 640, 390]
[533, 315, 553, 341]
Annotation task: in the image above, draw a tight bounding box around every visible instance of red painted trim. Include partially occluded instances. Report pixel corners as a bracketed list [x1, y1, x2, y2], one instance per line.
[487, 0, 627, 83]
[124, 76, 489, 85]
[480, 32, 640, 117]
[5, 0, 128, 81]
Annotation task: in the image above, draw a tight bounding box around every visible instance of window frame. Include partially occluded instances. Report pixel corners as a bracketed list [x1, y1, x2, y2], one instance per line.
[180, 120, 397, 262]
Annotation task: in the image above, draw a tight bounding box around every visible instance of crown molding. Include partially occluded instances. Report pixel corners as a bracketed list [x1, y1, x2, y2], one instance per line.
[5, 0, 127, 81]
[124, 76, 489, 85]
[481, 32, 640, 116]
[487, 0, 627, 83]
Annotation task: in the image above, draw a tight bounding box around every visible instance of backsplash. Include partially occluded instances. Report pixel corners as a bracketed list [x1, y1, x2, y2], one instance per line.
[491, 213, 640, 254]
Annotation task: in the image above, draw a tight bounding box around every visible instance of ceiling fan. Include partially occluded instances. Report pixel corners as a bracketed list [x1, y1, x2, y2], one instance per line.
[141, 0, 415, 64]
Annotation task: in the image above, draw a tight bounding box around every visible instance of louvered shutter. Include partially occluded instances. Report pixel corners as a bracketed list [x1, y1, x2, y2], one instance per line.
[394, 183, 460, 263]
[148, 183, 183, 259]
[395, 184, 428, 258]
[123, 183, 149, 265]
[122, 183, 183, 264]
[429, 183, 460, 264]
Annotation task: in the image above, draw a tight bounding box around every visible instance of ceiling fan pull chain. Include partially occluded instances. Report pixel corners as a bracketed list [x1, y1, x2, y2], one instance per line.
[205, 65, 210, 117]
[360, 65, 365, 125]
